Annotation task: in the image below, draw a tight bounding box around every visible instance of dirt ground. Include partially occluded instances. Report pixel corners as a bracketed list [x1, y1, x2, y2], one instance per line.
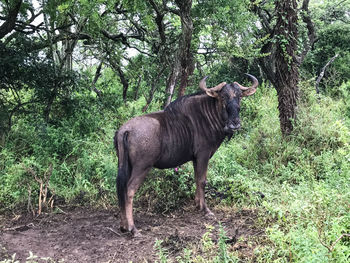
[0, 206, 264, 262]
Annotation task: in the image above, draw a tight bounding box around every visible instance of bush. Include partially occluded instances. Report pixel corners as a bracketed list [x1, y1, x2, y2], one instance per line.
[303, 22, 350, 91]
[0, 105, 119, 212]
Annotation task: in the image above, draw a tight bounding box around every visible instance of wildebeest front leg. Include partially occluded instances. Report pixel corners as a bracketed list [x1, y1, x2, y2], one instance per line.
[193, 156, 214, 216]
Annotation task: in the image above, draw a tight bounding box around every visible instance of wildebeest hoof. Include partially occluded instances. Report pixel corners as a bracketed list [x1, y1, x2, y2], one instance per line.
[120, 226, 128, 233]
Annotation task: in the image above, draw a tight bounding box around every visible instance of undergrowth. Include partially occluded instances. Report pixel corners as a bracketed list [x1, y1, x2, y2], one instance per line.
[1, 81, 349, 262]
[155, 225, 240, 263]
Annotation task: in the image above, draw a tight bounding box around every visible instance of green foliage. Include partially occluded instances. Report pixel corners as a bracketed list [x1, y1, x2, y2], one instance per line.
[303, 14, 350, 92]
[245, 82, 350, 262]
[228, 81, 350, 185]
[255, 179, 350, 262]
[155, 239, 169, 263]
[0, 36, 79, 140]
[115, 97, 148, 127]
[216, 225, 239, 263]
[164, 225, 240, 263]
[0, 104, 118, 212]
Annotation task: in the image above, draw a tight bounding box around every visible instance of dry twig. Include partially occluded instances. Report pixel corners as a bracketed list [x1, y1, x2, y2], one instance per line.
[106, 227, 121, 236]
[23, 163, 54, 215]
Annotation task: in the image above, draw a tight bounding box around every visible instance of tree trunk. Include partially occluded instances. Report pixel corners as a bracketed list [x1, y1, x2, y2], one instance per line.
[110, 60, 129, 103]
[133, 76, 141, 100]
[143, 67, 166, 112]
[91, 62, 103, 98]
[164, 59, 180, 107]
[116, 65, 129, 103]
[299, 0, 316, 63]
[251, 0, 314, 136]
[44, 92, 56, 123]
[175, 0, 194, 97]
[274, 0, 299, 135]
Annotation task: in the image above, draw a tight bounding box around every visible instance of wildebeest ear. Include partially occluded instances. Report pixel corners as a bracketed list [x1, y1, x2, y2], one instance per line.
[205, 82, 226, 98]
[205, 90, 219, 98]
[200, 78, 226, 98]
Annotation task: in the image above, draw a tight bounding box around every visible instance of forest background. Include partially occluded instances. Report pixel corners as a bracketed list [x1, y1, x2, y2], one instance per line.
[0, 0, 350, 262]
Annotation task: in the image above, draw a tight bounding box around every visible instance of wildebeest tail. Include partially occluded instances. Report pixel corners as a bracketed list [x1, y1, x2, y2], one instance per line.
[116, 131, 131, 210]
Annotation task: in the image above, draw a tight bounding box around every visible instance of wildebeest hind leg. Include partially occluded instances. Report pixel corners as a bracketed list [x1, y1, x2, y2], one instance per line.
[125, 166, 151, 236]
[193, 156, 214, 216]
[119, 207, 128, 232]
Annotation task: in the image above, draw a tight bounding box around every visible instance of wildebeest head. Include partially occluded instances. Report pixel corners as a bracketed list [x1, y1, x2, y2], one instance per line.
[199, 74, 258, 134]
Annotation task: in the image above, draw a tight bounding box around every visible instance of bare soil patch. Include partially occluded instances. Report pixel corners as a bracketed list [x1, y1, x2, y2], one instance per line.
[0, 206, 263, 262]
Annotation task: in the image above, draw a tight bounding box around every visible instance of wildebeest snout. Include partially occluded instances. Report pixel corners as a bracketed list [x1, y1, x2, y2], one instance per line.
[224, 122, 241, 133]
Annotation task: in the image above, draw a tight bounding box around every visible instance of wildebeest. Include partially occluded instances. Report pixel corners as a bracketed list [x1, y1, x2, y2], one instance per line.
[114, 74, 258, 236]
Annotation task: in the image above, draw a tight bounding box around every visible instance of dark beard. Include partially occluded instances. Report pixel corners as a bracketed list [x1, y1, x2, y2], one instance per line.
[225, 132, 234, 141]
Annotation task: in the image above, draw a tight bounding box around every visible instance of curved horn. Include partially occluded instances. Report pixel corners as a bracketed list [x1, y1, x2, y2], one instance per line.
[199, 76, 226, 98]
[199, 76, 209, 91]
[234, 73, 258, 97]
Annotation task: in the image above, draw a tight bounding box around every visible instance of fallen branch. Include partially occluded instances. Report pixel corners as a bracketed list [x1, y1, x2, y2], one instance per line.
[4, 223, 34, 232]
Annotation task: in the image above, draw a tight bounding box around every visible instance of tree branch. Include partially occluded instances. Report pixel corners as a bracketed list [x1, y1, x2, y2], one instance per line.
[91, 62, 103, 98]
[0, 0, 22, 39]
[299, 0, 316, 64]
[148, 0, 166, 45]
[315, 54, 339, 93]
[110, 60, 129, 103]
[101, 30, 140, 46]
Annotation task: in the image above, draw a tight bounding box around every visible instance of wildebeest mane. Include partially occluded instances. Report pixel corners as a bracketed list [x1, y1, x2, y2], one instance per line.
[163, 91, 205, 113]
[163, 91, 226, 145]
